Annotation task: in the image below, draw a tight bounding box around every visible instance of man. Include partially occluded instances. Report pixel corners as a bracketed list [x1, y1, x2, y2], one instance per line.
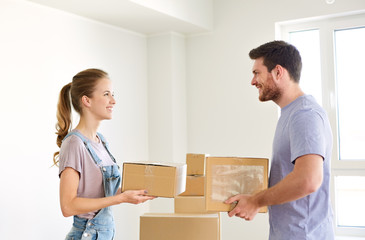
[225, 41, 334, 239]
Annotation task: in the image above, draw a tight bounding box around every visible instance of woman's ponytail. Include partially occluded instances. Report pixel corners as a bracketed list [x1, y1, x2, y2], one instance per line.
[53, 82, 72, 166]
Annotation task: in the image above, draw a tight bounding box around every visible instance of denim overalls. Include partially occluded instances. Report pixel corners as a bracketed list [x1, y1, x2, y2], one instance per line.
[63, 131, 121, 240]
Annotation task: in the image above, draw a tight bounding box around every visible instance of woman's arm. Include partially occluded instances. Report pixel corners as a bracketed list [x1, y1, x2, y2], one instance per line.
[60, 167, 155, 217]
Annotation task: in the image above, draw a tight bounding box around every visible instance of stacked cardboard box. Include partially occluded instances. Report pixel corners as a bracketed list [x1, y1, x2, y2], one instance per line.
[179, 153, 206, 196]
[139, 154, 221, 240]
[140, 213, 221, 240]
[137, 154, 269, 239]
[175, 153, 213, 214]
[175, 154, 269, 214]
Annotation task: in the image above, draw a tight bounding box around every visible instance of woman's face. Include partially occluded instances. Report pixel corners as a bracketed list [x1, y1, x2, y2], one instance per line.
[88, 77, 116, 120]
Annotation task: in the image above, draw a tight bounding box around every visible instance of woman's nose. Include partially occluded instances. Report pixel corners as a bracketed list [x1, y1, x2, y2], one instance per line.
[110, 95, 116, 104]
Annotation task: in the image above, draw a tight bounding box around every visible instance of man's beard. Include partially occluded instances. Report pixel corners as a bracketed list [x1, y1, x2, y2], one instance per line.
[258, 80, 281, 102]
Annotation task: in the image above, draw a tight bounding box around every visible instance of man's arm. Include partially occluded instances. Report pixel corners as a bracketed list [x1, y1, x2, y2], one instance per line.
[225, 154, 323, 220]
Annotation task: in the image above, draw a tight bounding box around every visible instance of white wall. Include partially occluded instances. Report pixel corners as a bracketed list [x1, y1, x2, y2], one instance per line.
[147, 32, 187, 164]
[0, 0, 149, 239]
[186, 0, 365, 239]
[146, 32, 188, 214]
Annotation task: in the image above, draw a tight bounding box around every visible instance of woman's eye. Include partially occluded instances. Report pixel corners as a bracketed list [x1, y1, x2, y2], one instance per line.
[104, 91, 114, 97]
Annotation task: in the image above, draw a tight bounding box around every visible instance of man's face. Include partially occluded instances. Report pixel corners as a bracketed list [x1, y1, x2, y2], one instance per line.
[251, 58, 281, 102]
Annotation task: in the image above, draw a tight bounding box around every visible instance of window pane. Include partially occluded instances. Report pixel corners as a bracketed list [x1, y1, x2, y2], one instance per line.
[335, 27, 365, 160]
[335, 176, 365, 227]
[289, 29, 322, 106]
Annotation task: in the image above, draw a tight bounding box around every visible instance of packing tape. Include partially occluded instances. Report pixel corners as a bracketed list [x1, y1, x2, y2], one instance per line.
[211, 165, 264, 201]
[144, 165, 154, 194]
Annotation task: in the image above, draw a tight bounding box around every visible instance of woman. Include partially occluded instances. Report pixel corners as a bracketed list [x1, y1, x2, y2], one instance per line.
[53, 68, 154, 239]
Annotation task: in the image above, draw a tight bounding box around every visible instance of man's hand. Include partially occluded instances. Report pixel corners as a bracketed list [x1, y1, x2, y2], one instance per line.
[225, 194, 260, 221]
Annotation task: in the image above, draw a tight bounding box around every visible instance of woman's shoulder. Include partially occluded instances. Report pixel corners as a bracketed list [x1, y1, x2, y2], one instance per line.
[59, 133, 88, 174]
[60, 133, 87, 156]
[63, 133, 84, 145]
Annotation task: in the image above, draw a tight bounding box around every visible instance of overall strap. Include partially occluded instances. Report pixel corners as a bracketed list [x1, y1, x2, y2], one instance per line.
[63, 131, 102, 166]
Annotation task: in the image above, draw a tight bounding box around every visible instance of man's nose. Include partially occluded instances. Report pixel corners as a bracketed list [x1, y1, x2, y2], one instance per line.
[251, 77, 257, 86]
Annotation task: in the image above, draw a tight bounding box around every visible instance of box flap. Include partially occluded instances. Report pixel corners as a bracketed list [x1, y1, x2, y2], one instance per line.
[123, 161, 186, 168]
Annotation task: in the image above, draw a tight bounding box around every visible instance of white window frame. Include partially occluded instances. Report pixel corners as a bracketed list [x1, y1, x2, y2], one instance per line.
[276, 10, 365, 237]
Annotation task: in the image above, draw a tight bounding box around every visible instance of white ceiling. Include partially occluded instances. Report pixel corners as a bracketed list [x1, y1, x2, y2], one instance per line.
[27, 0, 209, 35]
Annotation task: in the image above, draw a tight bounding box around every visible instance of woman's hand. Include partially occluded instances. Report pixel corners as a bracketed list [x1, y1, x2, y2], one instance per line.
[118, 190, 156, 204]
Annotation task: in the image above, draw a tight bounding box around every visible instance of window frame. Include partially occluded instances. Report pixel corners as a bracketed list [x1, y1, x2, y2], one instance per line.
[276, 11, 365, 237]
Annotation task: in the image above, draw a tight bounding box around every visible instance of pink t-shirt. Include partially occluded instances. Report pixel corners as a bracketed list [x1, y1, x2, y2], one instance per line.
[59, 130, 116, 219]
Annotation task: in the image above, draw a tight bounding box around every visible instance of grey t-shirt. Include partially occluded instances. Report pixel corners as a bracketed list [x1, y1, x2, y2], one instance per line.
[59, 130, 116, 219]
[269, 95, 334, 239]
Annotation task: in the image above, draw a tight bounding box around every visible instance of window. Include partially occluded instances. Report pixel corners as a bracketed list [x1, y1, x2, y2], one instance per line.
[289, 29, 322, 106]
[278, 12, 365, 237]
[335, 27, 365, 160]
[335, 176, 365, 228]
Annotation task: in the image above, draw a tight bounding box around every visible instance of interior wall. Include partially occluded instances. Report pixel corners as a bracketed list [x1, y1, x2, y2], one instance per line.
[186, 0, 365, 239]
[147, 32, 188, 164]
[146, 32, 188, 214]
[0, 0, 149, 239]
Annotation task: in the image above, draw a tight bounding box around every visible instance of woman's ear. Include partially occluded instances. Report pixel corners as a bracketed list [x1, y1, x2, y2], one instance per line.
[81, 95, 91, 108]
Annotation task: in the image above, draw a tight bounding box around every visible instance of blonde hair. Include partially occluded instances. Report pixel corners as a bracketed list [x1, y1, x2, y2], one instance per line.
[53, 68, 109, 166]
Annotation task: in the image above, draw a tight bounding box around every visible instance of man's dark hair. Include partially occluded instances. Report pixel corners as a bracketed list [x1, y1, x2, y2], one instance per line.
[249, 40, 302, 83]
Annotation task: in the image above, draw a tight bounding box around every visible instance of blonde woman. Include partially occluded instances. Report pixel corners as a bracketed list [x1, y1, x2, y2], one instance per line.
[53, 69, 154, 239]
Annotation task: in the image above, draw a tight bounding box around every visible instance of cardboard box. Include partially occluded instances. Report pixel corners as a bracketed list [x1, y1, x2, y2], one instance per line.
[175, 196, 217, 214]
[122, 161, 187, 198]
[140, 213, 221, 240]
[205, 157, 268, 213]
[179, 175, 205, 196]
[186, 153, 207, 175]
